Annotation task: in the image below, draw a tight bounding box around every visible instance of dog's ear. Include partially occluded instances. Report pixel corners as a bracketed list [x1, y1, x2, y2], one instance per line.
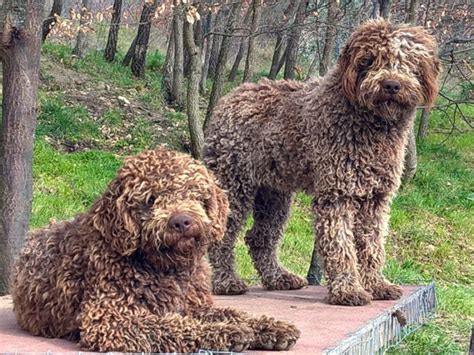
[207, 183, 229, 242]
[338, 42, 359, 104]
[407, 27, 441, 107]
[412, 27, 441, 106]
[90, 177, 140, 256]
[419, 55, 441, 106]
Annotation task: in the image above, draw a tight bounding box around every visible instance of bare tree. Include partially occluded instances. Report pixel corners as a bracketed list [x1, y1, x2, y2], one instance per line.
[207, 7, 225, 79]
[319, 0, 339, 76]
[204, 1, 242, 129]
[417, 105, 430, 141]
[130, 0, 159, 77]
[72, 0, 90, 58]
[268, 0, 298, 79]
[406, 0, 419, 24]
[0, 0, 44, 294]
[199, 6, 213, 93]
[162, 20, 175, 102]
[183, 4, 204, 159]
[402, 126, 417, 181]
[228, 5, 252, 82]
[172, 0, 185, 109]
[283, 0, 308, 80]
[42, 0, 63, 42]
[104, 0, 122, 62]
[378, 0, 392, 19]
[122, 35, 137, 66]
[242, 0, 262, 83]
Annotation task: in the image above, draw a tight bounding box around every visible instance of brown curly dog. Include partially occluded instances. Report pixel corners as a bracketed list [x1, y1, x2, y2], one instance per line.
[12, 147, 299, 352]
[204, 19, 440, 306]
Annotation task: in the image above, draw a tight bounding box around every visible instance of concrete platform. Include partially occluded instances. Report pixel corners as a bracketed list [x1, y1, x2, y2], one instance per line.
[0, 284, 436, 354]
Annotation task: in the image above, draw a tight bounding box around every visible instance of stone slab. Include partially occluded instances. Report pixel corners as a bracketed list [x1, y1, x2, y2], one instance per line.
[0, 286, 419, 354]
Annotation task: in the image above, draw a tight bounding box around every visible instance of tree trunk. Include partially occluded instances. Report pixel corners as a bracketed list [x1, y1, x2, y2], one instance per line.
[277, 44, 289, 75]
[307, 247, 324, 285]
[207, 7, 225, 79]
[183, 5, 204, 160]
[319, 0, 338, 76]
[130, 0, 159, 77]
[268, 35, 285, 79]
[42, 0, 63, 42]
[204, 1, 242, 130]
[0, 0, 44, 294]
[406, 0, 419, 24]
[284, 0, 308, 80]
[242, 0, 262, 83]
[172, 0, 184, 109]
[268, 0, 298, 80]
[371, 0, 380, 18]
[104, 0, 122, 62]
[402, 121, 417, 182]
[184, 10, 203, 79]
[72, 0, 90, 58]
[378, 0, 392, 19]
[122, 35, 137, 66]
[162, 20, 175, 103]
[228, 5, 253, 82]
[199, 9, 213, 94]
[228, 39, 246, 82]
[417, 107, 430, 141]
[306, 49, 319, 79]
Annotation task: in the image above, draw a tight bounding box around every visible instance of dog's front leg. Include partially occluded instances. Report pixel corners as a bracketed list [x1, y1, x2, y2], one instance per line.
[191, 306, 299, 351]
[80, 294, 255, 352]
[353, 194, 403, 300]
[313, 197, 372, 306]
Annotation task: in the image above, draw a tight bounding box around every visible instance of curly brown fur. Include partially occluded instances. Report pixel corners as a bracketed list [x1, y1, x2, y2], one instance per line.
[12, 147, 300, 352]
[204, 19, 440, 305]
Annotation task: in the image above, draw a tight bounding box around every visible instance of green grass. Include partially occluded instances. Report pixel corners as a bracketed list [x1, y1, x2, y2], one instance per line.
[37, 95, 102, 145]
[30, 42, 473, 353]
[32, 140, 121, 228]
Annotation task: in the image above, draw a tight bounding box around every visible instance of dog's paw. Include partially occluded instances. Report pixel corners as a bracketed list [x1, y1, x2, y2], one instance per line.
[327, 288, 372, 306]
[370, 282, 403, 301]
[263, 271, 308, 291]
[223, 324, 254, 352]
[212, 275, 249, 295]
[199, 323, 254, 352]
[250, 316, 300, 351]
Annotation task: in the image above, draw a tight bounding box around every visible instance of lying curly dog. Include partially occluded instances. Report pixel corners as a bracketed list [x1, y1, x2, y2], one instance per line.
[204, 19, 440, 305]
[12, 148, 299, 352]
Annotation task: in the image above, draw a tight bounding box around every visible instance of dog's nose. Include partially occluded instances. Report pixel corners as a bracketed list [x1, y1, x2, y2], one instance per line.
[382, 80, 401, 95]
[168, 214, 193, 234]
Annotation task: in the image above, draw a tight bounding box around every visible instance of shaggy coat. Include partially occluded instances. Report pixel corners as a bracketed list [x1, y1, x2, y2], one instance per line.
[204, 20, 440, 306]
[12, 148, 299, 352]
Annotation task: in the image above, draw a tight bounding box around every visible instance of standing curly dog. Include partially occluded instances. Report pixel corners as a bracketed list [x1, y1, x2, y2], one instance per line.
[12, 148, 299, 352]
[204, 19, 440, 306]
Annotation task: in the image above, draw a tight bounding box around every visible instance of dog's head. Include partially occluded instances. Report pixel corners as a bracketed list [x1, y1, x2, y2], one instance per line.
[90, 147, 229, 264]
[338, 19, 440, 118]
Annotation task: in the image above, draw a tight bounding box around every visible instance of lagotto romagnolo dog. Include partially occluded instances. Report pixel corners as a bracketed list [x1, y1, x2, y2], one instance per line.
[204, 19, 440, 306]
[12, 148, 299, 352]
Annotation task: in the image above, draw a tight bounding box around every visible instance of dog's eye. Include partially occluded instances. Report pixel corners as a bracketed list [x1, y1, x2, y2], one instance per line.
[359, 56, 374, 68]
[146, 195, 156, 207]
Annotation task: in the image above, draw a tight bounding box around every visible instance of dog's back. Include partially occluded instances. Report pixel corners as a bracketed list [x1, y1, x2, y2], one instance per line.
[12, 216, 88, 339]
[204, 78, 320, 193]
